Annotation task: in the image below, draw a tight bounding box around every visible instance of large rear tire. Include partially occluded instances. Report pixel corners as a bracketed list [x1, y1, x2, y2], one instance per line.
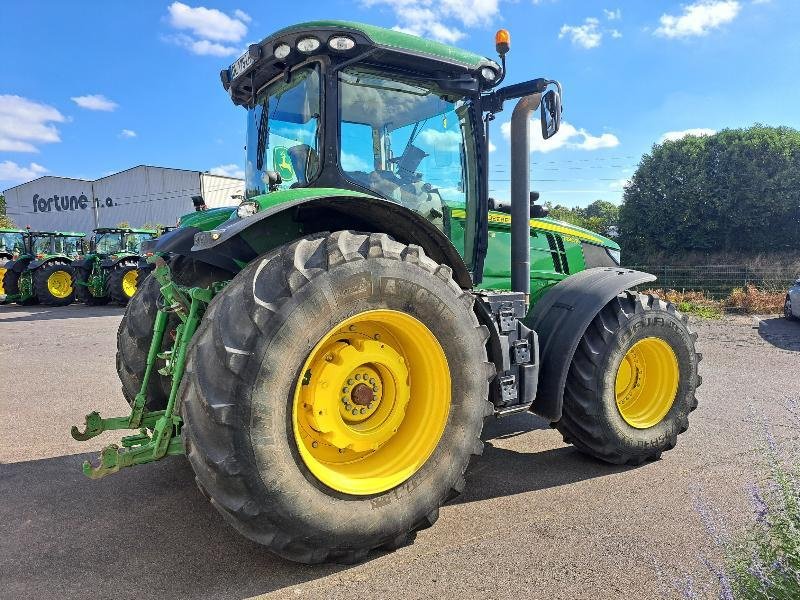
[33, 264, 75, 306]
[556, 292, 701, 465]
[180, 231, 493, 564]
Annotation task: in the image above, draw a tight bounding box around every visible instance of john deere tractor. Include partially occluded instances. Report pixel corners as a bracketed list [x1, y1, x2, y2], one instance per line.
[2, 229, 85, 305]
[73, 227, 156, 305]
[72, 22, 701, 564]
[0, 228, 25, 300]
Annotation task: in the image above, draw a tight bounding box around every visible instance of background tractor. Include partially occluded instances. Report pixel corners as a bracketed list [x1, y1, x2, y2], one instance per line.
[73, 227, 156, 305]
[0, 228, 25, 300]
[2, 229, 85, 305]
[73, 21, 701, 564]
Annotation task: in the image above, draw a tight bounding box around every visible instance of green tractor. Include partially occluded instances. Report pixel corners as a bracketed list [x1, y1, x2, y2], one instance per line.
[72, 227, 157, 305]
[2, 229, 85, 305]
[0, 228, 26, 300]
[72, 22, 701, 564]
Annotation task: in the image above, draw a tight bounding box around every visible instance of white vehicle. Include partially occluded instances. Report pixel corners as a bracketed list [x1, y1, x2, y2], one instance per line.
[785, 279, 800, 320]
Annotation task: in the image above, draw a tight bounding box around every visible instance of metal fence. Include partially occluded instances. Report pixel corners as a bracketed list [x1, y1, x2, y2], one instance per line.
[624, 265, 798, 299]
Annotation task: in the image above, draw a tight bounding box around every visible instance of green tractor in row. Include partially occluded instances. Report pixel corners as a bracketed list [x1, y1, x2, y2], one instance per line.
[72, 22, 701, 564]
[2, 229, 85, 305]
[0, 228, 26, 299]
[73, 227, 157, 305]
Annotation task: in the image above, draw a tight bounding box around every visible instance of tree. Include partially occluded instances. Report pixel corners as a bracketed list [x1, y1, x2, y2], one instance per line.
[545, 199, 620, 238]
[0, 195, 14, 228]
[619, 125, 800, 259]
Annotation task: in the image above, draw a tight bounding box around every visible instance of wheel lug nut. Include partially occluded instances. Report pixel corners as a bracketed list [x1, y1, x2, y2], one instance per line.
[355, 374, 361, 380]
[369, 378, 375, 385]
[324, 353, 334, 362]
[372, 386, 378, 392]
[360, 408, 366, 414]
[374, 333, 381, 340]
[312, 441, 318, 448]
[351, 409, 358, 415]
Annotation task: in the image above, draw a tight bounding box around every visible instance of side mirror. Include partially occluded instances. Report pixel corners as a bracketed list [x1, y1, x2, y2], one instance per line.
[541, 89, 562, 140]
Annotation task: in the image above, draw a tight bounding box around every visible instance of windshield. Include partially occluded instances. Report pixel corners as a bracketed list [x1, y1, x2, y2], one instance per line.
[0, 232, 24, 255]
[54, 236, 83, 256]
[96, 233, 123, 255]
[246, 65, 322, 196]
[32, 236, 52, 255]
[338, 68, 476, 231]
[124, 233, 153, 253]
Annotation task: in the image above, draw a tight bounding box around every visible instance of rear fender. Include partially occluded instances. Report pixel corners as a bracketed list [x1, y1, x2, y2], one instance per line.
[27, 257, 73, 271]
[527, 267, 657, 422]
[189, 195, 473, 288]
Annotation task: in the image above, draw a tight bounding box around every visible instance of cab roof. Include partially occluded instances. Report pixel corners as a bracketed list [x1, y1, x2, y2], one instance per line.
[27, 231, 85, 237]
[222, 20, 501, 107]
[94, 227, 156, 235]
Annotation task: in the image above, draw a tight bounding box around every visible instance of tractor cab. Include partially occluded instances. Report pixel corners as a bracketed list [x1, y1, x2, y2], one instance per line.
[26, 231, 86, 260]
[223, 21, 562, 282]
[91, 227, 157, 257]
[0, 228, 25, 260]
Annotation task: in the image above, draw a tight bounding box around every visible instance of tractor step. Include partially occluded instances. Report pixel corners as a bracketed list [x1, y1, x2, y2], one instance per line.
[494, 403, 534, 417]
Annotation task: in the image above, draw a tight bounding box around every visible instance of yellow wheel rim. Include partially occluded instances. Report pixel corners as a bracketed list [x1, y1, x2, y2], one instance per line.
[0, 267, 6, 295]
[615, 337, 679, 429]
[47, 270, 73, 299]
[122, 270, 138, 298]
[292, 309, 450, 496]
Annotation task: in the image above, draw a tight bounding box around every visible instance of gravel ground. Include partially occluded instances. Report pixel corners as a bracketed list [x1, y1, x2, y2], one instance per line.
[0, 305, 798, 600]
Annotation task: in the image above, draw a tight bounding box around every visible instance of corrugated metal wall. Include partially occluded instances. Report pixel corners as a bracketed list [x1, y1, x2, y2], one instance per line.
[200, 173, 245, 208]
[3, 176, 96, 232]
[94, 166, 201, 228]
[3, 167, 245, 233]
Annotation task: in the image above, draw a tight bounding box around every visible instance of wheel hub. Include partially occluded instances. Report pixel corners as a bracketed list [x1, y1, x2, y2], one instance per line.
[614, 336, 679, 429]
[292, 309, 450, 496]
[47, 270, 72, 298]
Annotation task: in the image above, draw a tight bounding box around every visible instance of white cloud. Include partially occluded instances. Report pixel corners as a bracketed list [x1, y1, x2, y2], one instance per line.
[655, 1, 740, 38]
[364, 0, 500, 43]
[660, 128, 716, 142]
[167, 2, 248, 41]
[209, 163, 245, 179]
[500, 120, 620, 153]
[609, 177, 630, 191]
[71, 94, 118, 111]
[610, 29, 623, 38]
[233, 9, 251, 23]
[120, 129, 137, 138]
[341, 152, 371, 172]
[559, 18, 603, 49]
[165, 3, 249, 56]
[489, 141, 497, 153]
[419, 129, 462, 151]
[0, 95, 65, 153]
[603, 8, 622, 20]
[0, 160, 48, 183]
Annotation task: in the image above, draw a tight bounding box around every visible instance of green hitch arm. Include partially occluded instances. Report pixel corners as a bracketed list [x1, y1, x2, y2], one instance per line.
[151, 291, 204, 458]
[129, 309, 168, 428]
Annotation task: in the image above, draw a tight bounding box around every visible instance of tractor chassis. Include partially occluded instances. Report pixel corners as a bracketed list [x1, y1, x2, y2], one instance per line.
[71, 256, 225, 479]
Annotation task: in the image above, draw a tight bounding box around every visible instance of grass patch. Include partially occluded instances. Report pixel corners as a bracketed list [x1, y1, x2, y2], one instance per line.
[642, 286, 786, 318]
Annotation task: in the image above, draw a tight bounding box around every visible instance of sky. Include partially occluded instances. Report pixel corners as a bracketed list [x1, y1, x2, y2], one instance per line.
[1, 0, 799, 206]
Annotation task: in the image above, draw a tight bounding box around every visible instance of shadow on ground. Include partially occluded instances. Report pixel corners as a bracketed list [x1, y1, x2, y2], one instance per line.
[0, 305, 125, 322]
[0, 416, 625, 599]
[758, 316, 800, 351]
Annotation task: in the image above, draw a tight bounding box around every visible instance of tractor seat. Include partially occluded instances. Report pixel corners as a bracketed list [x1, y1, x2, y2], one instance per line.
[286, 144, 320, 186]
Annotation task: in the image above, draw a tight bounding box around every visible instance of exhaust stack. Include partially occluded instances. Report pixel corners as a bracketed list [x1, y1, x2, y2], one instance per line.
[510, 94, 543, 301]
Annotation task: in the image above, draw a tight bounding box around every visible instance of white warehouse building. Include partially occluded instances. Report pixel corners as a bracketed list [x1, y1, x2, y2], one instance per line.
[2, 165, 244, 233]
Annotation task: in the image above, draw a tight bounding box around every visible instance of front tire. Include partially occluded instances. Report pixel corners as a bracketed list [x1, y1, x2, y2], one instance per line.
[181, 231, 493, 563]
[33, 264, 75, 306]
[108, 263, 139, 305]
[556, 292, 701, 465]
[74, 267, 111, 305]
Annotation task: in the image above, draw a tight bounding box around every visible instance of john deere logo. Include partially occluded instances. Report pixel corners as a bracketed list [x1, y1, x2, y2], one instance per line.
[273, 147, 295, 181]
